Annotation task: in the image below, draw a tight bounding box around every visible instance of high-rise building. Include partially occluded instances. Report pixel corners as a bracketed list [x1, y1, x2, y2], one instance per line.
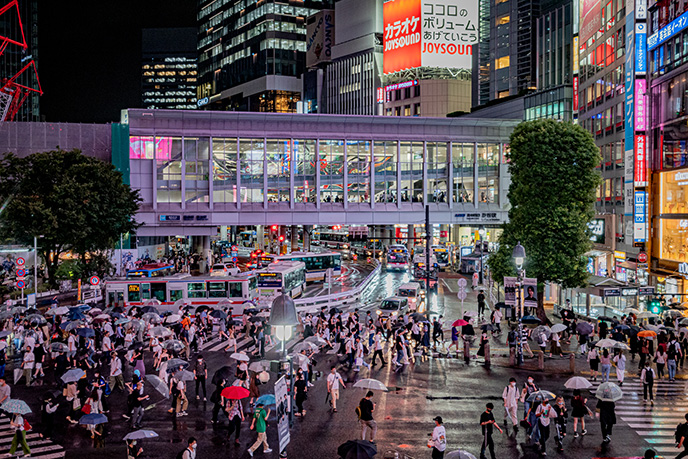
[475, 0, 539, 105]
[0, 0, 39, 121]
[141, 28, 197, 110]
[197, 0, 333, 113]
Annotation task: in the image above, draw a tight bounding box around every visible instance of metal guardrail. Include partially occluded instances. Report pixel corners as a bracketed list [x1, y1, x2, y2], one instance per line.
[293, 261, 381, 313]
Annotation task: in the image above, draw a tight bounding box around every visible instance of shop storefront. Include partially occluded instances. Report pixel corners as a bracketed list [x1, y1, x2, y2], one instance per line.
[650, 169, 688, 297]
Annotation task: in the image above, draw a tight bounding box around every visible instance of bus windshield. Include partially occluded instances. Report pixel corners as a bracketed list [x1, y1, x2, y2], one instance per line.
[435, 251, 449, 264]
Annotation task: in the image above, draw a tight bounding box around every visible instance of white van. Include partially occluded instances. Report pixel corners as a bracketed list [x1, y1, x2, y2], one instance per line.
[376, 296, 409, 320]
[397, 282, 424, 311]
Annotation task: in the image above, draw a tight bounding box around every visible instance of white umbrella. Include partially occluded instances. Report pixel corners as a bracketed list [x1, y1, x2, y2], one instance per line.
[564, 376, 592, 389]
[293, 342, 318, 353]
[445, 451, 477, 459]
[173, 299, 186, 310]
[95, 313, 110, 320]
[248, 360, 271, 372]
[290, 354, 310, 366]
[595, 338, 618, 348]
[595, 382, 623, 401]
[613, 342, 630, 350]
[550, 324, 567, 333]
[638, 311, 658, 319]
[353, 378, 388, 391]
[164, 314, 181, 324]
[230, 352, 250, 362]
[46, 306, 69, 316]
[305, 336, 328, 346]
[624, 308, 640, 315]
[143, 298, 161, 306]
[463, 311, 477, 317]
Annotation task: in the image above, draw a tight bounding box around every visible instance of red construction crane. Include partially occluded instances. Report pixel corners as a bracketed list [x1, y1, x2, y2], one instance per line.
[0, 0, 42, 122]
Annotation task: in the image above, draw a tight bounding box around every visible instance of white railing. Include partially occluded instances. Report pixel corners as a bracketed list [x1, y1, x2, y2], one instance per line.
[293, 261, 381, 314]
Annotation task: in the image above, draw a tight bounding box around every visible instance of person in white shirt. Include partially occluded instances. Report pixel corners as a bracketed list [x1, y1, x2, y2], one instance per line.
[67, 333, 77, 360]
[429, 416, 447, 458]
[21, 346, 34, 387]
[371, 331, 386, 366]
[109, 352, 124, 391]
[492, 308, 503, 335]
[502, 377, 520, 432]
[326, 366, 345, 412]
[613, 350, 626, 386]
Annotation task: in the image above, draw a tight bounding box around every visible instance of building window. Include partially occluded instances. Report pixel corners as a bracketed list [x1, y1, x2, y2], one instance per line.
[495, 56, 510, 70]
[395, 106, 401, 116]
[497, 14, 510, 25]
[395, 89, 401, 101]
[414, 85, 420, 97]
[414, 103, 421, 116]
[497, 90, 510, 98]
[404, 105, 411, 116]
[386, 108, 392, 116]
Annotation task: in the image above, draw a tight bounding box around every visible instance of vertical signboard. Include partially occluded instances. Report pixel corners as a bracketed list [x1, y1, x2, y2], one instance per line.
[623, 0, 636, 246]
[634, 191, 647, 242]
[573, 36, 580, 73]
[383, 0, 422, 73]
[523, 278, 538, 309]
[635, 79, 647, 130]
[274, 375, 291, 453]
[306, 10, 335, 68]
[573, 76, 579, 111]
[635, 23, 647, 73]
[634, 135, 647, 186]
[504, 277, 517, 306]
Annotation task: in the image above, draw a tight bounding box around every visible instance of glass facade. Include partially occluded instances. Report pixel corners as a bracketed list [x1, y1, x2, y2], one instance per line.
[128, 135, 508, 210]
[649, 70, 688, 169]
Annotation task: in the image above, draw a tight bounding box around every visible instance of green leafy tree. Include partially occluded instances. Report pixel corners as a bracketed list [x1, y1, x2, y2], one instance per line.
[488, 120, 602, 323]
[0, 149, 140, 287]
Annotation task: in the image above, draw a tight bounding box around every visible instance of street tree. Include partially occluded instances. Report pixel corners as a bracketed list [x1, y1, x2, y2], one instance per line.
[488, 120, 601, 323]
[0, 149, 140, 287]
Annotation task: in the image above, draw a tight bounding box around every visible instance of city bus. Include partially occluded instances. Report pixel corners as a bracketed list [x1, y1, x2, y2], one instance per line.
[105, 272, 258, 309]
[386, 247, 409, 272]
[257, 261, 306, 303]
[239, 230, 257, 248]
[431, 245, 451, 271]
[126, 263, 175, 279]
[273, 252, 342, 282]
[316, 231, 350, 250]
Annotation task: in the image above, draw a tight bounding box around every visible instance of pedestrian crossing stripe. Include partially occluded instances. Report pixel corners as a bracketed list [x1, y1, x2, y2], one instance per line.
[0, 415, 65, 458]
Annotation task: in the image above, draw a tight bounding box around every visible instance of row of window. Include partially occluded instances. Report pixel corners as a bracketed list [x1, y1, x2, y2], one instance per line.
[579, 103, 624, 139]
[385, 104, 421, 117]
[579, 29, 625, 85]
[386, 85, 421, 103]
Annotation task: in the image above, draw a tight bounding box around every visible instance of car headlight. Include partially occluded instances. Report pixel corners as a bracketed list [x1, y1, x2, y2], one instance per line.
[376, 310, 381, 315]
[391, 311, 397, 316]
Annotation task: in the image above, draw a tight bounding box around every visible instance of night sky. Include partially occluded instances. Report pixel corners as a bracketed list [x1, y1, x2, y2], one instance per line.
[38, 1, 196, 123]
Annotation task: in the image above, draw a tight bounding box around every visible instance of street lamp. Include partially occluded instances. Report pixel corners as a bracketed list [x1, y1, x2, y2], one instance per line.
[269, 293, 299, 439]
[512, 242, 526, 365]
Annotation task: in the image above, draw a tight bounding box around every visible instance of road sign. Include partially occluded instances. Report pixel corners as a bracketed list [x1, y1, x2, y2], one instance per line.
[15, 258, 25, 266]
[15, 269, 26, 278]
[16, 280, 25, 289]
[231, 245, 237, 252]
[457, 288, 467, 301]
[231, 251, 238, 258]
[637, 252, 648, 263]
[89, 276, 100, 286]
[457, 278, 467, 287]
[232, 257, 238, 263]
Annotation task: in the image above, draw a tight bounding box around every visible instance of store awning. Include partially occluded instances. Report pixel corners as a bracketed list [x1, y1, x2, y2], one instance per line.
[589, 275, 626, 287]
[585, 250, 609, 258]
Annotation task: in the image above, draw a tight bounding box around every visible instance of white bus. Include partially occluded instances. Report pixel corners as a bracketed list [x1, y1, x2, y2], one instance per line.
[274, 252, 342, 282]
[105, 272, 258, 310]
[432, 245, 452, 270]
[257, 261, 306, 303]
[386, 247, 409, 272]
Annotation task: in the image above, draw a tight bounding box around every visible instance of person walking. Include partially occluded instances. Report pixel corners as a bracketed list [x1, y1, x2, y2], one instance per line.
[130, 381, 149, 429]
[596, 398, 617, 444]
[492, 307, 502, 336]
[176, 377, 189, 417]
[480, 403, 502, 459]
[587, 347, 600, 381]
[613, 350, 626, 386]
[570, 389, 589, 437]
[552, 396, 568, 453]
[358, 391, 377, 443]
[641, 360, 656, 405]
[21, 346, 34, 387]
[429, 416, 447, 459]
[326, 366, 345, 412]
[674, 414, 688, 459]
[477, 290, 486, 318]
[225, 399, 244, 446]
[535, 398, 558, 455]
[247, 402, 272, 457]
[109, 352, 124, 391]
[294, 371, 307, 417]
[193, 355, 207, 401]
[181, 437, 197, 459]
[371, 331, 386, 366]
[667, 335, 681, 382]
[7, 413, 30, 457]
[501, 377, 519, 435]
[600, 349, 612, 382]
[655, 346, 667, 379]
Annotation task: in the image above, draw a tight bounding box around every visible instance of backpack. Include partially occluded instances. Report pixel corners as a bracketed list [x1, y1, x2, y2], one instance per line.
[675, 422, 688, 442]
[176, 448, 191, 459]
[644, 367, 654, 383]
[668, 342, 679, 360]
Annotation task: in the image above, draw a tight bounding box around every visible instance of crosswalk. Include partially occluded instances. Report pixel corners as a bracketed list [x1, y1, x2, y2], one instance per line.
[0, 416, 65, 459]
[590, 378, 688, 455]
[198, 332, 299, 355]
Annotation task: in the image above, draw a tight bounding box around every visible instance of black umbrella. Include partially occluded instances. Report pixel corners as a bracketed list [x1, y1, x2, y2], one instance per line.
[330, 307, 343, 315]
[337, 440, 377, 459]
[598, 316, 618, 323]
[521, 315, 541, 325]
[481, 323, 495, 331]
[210, 310, 227, 319]
[212, 366, 234, 385]
[141, 306, 159, 314]
[112, 306, 125, 314]
[576, 322, 594, 335]
[249, 316, 266, 323]
[244, 308, 258, 315]
[494, 302, 506, 309]
[196, 305, 210, 313]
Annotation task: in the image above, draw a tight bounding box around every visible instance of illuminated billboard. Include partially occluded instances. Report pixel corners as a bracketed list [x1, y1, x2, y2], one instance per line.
[383, 0, 479, 74]
[580, 0, 602, 43]
[306, 10, 335, 68]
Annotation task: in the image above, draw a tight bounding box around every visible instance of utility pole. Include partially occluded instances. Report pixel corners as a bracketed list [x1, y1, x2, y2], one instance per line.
[425, 205, 430, 292]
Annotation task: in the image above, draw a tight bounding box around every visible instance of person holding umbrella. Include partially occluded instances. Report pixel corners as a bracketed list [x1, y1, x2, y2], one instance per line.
[640, 360, 656, 404]
[613, 350, 626, 386]
[7, 412, 30, 457]
[225, 397, 245, 446]
[570, 389, 589, 437]
[535, 397, 559, 454]
[596, 396, 617, 444]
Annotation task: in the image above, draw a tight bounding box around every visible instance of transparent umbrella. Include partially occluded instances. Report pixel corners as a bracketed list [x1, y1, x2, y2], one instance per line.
[164, 340, 185, 353]
[564, 376, 592, 389]
[445, 451, 477, 459]
[142, 313, 162, 324]
[595, 382, 623, 401]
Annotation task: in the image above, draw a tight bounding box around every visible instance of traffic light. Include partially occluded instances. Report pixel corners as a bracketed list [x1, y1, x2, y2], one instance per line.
[649, 298, 661, 314]
[279, 235, 285, 242]
[271, 225, 278, 232]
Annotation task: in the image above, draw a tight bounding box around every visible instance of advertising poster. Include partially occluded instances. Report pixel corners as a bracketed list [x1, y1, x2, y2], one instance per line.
[274, 375, 291, 453]
[383, 0, 422, 73]
[504, 277, 517, 306]
[580, 0, 602, 43]
[306, 10, 335, 68]
[523, 277, 538, 309]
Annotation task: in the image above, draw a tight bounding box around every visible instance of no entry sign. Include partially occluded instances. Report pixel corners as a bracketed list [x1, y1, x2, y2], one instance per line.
[89, 276, 100, 286]
[15, 258, 25, 266]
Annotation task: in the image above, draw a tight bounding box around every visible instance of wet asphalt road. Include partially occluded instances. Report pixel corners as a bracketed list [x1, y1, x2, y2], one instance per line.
[6, 267, 662, 459]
